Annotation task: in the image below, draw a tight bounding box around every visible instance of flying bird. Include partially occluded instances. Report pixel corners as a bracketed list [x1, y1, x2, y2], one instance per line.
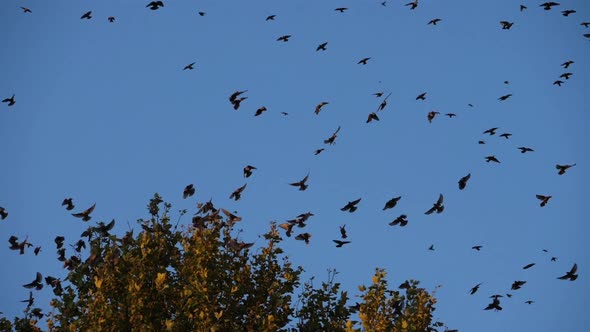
[562, 60, 574, 68]
[295, 233, 311, 244]
[483, 127, 498, 135]
[279, 222, 295, 237]
[428, 244, 435, 251]
[316, 42, 328, 51]
[315, 101, 329, 115]
[183, 62, 195, 70]
[581, 22, 590, 28]
[535, 194, 552, 207]
[427, 111, 440, 123]
[0, 207, 7, 220]
[428, 18, 442, 25]
[108, 16, 115, 22]
[80, 11, 92, 19]
[389, 214, 408, 227]
[445, 113, 457, 118]
[557, 263, 578, 281]
[458, 173, 471, 190]
[314, 148, 325, 155]
[470, 283, 482, 295]
[499, 133, 512, 139]
[243, 165, 257, 178]
[333, 240, 351, 247]
[373, 92, 384, 98]
[324, 126, 341, 145]
[146, 1, 165, 10]
[523, 263, 536, 269]
[266, 15, 276, 21]
[498, 94, 512, 101]
[562, 10, 576, 16]
[183, 184, 195, 199]
[61, 198, 74, 211]
[383, 196, 402, 210]
[520, 5, 527, 11]
[518, 147, 534, 153]
[23, 272, 43, 290]
[485, 156, 501, 163]
[232, 97, 247, 110]
[254, 106, 267, 116]
[20, 7, 32, 13]
[511, 280, 526, 290]
[341, 198, 362, 213]
[525, 300, 535, 305]
[540, 2, 560, 10]
[377, 92, 392, 112]
[2, 95, 15, 106]
[335, 7, 348, 13]
[358, 57, 371, 65]
[472, 245, 483, 251]
[405, 1, 419, 10]
[54, 236, 65, 249]
[71, 203, 96, 221]
[553, 80, 564, 86]
[560, 72, 573, 80]
[198, 11, 206, 16]
[500, 21, 514, 29]
[366, 112, 380, 123]
[416, 92, 427, 100]
[340, 225, 348, 239]
[424, 194, 444, 215]
[277, 35, 291, 42]
[290, 174, 309, 191]
[484, 297, 502, 311]
[556, 163, 575, 175]
[229, 184, 247, 201]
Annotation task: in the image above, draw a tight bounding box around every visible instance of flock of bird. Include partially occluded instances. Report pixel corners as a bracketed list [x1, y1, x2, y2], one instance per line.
[1, 0, 586, 328]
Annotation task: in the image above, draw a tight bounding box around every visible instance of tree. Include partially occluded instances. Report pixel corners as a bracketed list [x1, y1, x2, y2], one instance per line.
[0, 194, 446, 331]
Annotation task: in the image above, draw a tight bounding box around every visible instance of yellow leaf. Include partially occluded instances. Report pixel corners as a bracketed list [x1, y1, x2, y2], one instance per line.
[215, 310, 223, 319]
[165, 320, 174, 330]
[156, 272, 167, 289]
[402, 319, 408, 329]
[231, 285, 238, 293]
[358, 285, 366, 292]
[94, 277, 103, 289]
[372, 275, 379, 284]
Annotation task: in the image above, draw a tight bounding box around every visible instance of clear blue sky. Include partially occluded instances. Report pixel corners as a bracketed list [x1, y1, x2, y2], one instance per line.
[1, 0, 589, 330]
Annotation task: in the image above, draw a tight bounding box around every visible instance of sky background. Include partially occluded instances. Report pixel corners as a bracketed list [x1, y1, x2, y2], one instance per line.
[1, 0, 589, 330]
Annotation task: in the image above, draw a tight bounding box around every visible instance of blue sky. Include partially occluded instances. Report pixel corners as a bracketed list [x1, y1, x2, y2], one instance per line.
[1, 0, 589, 330]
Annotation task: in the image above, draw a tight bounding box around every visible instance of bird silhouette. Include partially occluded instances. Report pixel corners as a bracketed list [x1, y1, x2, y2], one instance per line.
[472, 245, 482, 251]
[499, 133, 512, 139]
[389, 214, 408, 227]
[445, 113, 457, 118]
[23, 272, 43, 290]
[425, 194, 444, 215]
[525, 300, 535, 305]
[315, 101, 329, 115]
[560, 72, 573, 80]
[54, 236, 65, 249]
[146, 1, 164, 10]
[558, 263, 578, 280]
[108, 16, 115, 22]
[2, 95, 15, 106]
[324, 126, 341, 145]
[61, 198, 74, 211]
[316, 42, 328, 51]
[561, 60, 574, 68]
[511, 280, 526, 290]
[556, 164, 575, 175]
[335, 8, 348, 13]
[383, 196, 402, 210]
[553, 80, 564, 86]
[254, 106, 267, 116]
[518, 147, 534, 153]
[229, 184, 247, 201]
[340, 225, 348, 239]
[232, 97, 247, 110]
[500, 21, 514, 29]
[229, 90, 247, 103]
[483, 127, 499, 135]
[520, 5, 527, 11]
[20, 291, 34, 308]
[198, 11, 206, 16]
[277, 35, 291, 42]
[498, 94, 512, 101]
[20, 7, 32, 13]
[366, 112, 380, 123]
[243, 165, 257, 178]
[405, 1, 419, 10]
[0, 207, 8, 220]
[562, 10, 576, 16]
[428, 18, 442, 25]
[581, 22, 590, 28]
[485, 156, 501, 163]
[290, 174, 309, 191]
[458, 173, 471, 190]
[314, 148, 325, 155]
[341, 198, 362, 213]
[469, 283, 482, 295]
[358, 57, 371, 65]
[523, 263, 536, 269]
[279, 222, 295, 237]
[295, 233, 311, 244]
[34, 246, 41, 255]
[183, 184, 195, 199]
[333, 240, 351, 247]
[377, 93, 392, 112]
[71, 203, 96, 221]
[416, 92, 427, 100]
[540, 2, 560, 10]
[373, 92, 384, 98]
[484, 297, 502, 311]
[80, 11, 92, 19]
[427, 111, 440, 123]
[536, 194, 552, 207]
[428, 244, 435, 251]
[183, 62, 195, 70]
[266, 15, 276, 21]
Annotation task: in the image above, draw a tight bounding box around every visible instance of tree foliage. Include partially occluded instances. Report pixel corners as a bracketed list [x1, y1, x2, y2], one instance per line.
[1, 194, 446, 331]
